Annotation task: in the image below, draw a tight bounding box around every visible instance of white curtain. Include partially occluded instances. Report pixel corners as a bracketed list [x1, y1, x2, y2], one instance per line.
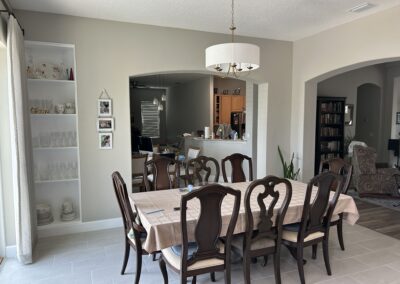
[7, 15, 35, 264]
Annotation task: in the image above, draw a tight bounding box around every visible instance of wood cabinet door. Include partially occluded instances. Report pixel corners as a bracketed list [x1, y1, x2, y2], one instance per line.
[220, 95, 232, 124]
[231, 95, 245, 112]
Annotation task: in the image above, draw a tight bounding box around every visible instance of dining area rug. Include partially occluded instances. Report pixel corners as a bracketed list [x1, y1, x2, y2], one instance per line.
[347, 189, 400, 212]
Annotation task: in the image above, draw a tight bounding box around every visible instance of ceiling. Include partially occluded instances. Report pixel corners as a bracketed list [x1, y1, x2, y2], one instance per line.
[9, 0, 400, 41]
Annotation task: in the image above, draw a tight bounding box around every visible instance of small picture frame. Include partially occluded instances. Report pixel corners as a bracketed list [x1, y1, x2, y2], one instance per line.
[97, 118, 114, 132]
[98, 99, 112, 116]
[99, 132, 113, 149]
[397, 112, 400, 124]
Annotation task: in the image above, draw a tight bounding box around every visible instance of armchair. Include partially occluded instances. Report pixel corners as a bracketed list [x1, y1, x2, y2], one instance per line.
[352, 145, 400, 197]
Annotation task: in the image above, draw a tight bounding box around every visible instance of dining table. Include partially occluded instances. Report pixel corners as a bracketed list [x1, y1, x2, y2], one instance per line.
[129, 180, 359, 253]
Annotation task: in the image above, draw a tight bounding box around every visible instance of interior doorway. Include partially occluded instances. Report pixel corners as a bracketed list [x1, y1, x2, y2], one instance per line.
[355, 83, 381, 150]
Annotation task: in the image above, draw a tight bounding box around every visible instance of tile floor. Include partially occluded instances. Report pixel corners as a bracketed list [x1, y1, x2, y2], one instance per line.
[1, 223, 400, 284]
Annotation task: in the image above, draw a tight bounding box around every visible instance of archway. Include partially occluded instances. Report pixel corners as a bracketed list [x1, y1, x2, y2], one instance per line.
[301, 58, 400, 180]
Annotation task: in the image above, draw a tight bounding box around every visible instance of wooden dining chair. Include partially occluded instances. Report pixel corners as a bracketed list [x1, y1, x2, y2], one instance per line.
[281, 172, 344, 284]
[221, 153, 253, 183]
[131, 153, 148, 192]
[186, 155, 220, 185]
[144, 156, 179, 191]
[111, 171, 148, 284]
[319, 158, 353, 251]
[231, 176, 292, 284]
[179, 147, 201, 185]
[158, 183, 241, 284]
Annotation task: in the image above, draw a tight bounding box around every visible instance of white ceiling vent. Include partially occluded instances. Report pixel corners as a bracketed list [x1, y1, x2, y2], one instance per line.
[348, 2, 375, 13]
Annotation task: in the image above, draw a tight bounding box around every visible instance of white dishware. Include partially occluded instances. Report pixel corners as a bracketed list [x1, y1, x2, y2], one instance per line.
[55, 104, 65, 114]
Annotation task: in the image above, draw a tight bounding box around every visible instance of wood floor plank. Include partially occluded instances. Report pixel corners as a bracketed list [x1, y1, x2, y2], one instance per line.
[354, 198, 400, 240]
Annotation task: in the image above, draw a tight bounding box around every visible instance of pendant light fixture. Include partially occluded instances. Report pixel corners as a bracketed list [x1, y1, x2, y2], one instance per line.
[205, 0, 260, 77]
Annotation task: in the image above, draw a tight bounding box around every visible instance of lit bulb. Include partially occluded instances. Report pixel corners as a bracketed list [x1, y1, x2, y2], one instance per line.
[153, 98, 159, 105]
[161, 94, 167, 101]
[158, 103, 164, 111]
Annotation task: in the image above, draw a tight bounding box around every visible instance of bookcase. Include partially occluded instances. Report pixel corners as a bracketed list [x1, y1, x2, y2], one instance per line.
[315, 96, 346, 175]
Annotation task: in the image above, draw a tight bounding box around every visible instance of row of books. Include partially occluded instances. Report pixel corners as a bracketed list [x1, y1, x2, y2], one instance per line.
[320, 102, 343, 113]
[320, 127, 341, 137]
[320, 113, 342, 125]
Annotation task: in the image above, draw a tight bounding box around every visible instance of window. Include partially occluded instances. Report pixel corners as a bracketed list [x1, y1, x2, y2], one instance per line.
[141, 101, 160, 138]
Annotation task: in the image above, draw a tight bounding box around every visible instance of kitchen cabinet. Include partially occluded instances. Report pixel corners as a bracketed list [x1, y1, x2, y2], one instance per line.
[214, 95, 245, 125]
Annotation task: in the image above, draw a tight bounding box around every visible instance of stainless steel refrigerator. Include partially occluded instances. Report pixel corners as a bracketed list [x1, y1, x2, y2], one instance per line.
[231, 112, 245, 138]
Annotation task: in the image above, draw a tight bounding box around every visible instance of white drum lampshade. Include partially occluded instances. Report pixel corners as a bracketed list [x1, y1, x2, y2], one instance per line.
[205, 42, 260, 73]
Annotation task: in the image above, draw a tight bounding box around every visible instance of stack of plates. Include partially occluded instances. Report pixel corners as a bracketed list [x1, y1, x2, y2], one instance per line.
[36, 203, 54, 226]
[61, 200, 76, 222]
[61, 211, 76, 221]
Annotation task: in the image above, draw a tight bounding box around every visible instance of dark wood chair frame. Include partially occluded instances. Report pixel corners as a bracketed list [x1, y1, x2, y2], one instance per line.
[186, 155, 220, 185]
[143, 156, 180, 191]
[159, 184, 241, 284]
[221, 153, 253, 183]
[240, 176, 292, 284]
[319, 158, 353, 251]
[112, 171, 152, 284]
[132, 153, 148, 192]
[282, 172, 344, 284]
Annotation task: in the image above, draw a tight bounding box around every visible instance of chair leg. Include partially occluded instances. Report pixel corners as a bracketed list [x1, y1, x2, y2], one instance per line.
[312, 244, 318, 259]
[296, 246, 306, 284]
[243, 256, 251, 284]
[262, 255, 268, 267]
[121, 240, 130, 275]
[251, 257, 257, 263]
[337, 218, 345, 251]
[322, 238, 332, 276]
[192, 276, 197, 284]
[273, 250, 282, 284]
[134, 247, 142, 284]
[159, 254, 168, 284]
[210, 272, 216, 282]
[152, 252, 157, 261]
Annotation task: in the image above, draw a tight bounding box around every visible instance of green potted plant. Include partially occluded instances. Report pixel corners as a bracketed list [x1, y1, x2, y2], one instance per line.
[278, 146, 300, 180]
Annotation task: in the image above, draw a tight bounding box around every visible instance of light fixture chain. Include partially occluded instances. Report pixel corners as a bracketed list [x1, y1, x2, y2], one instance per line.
[230, 0, 236, 43]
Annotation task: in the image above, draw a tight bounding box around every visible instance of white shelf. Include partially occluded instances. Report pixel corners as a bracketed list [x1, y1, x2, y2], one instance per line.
[31, 114, 76, 118]
[37, 219, 81, 231]
[35, 178, 79, 184]
[34, 147, 78, 150]
[27, 40, 82, 232]
[28, 78, 75, 84]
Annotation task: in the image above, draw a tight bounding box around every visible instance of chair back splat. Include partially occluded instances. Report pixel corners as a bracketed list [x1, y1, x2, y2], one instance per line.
[302, 172, 344, 237]
[144, 156, 179, 191]
[245, 176, 292, 247]
[180, 184, 241, 278]
[222, 153, 253, 183]
[319, 158, 353, 194]
[187, 155, 220, 185]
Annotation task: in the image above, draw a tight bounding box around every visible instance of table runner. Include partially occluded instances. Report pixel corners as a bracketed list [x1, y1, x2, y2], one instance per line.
[130, 180, 359, 253]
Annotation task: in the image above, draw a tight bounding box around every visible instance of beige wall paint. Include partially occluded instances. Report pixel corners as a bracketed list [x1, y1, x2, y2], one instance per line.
[13, 10, 293, 241]
[291, 6, 400, 180]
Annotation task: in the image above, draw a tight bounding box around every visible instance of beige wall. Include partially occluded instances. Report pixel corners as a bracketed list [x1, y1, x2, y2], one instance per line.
[14, 10, 293, 237]
[291, 6, 400, 180]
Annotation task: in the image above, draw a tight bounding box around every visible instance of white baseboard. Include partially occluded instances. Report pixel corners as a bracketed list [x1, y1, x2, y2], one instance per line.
[5, 245, 16, 258]
[38, 217, 123, 238]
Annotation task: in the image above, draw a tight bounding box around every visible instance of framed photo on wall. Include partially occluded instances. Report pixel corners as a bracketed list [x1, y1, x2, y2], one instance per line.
[98, 98, 112, 116]
[97, 118, 114, 132]
[397, 112, 400, 124]
[99, 132, 113, 149]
